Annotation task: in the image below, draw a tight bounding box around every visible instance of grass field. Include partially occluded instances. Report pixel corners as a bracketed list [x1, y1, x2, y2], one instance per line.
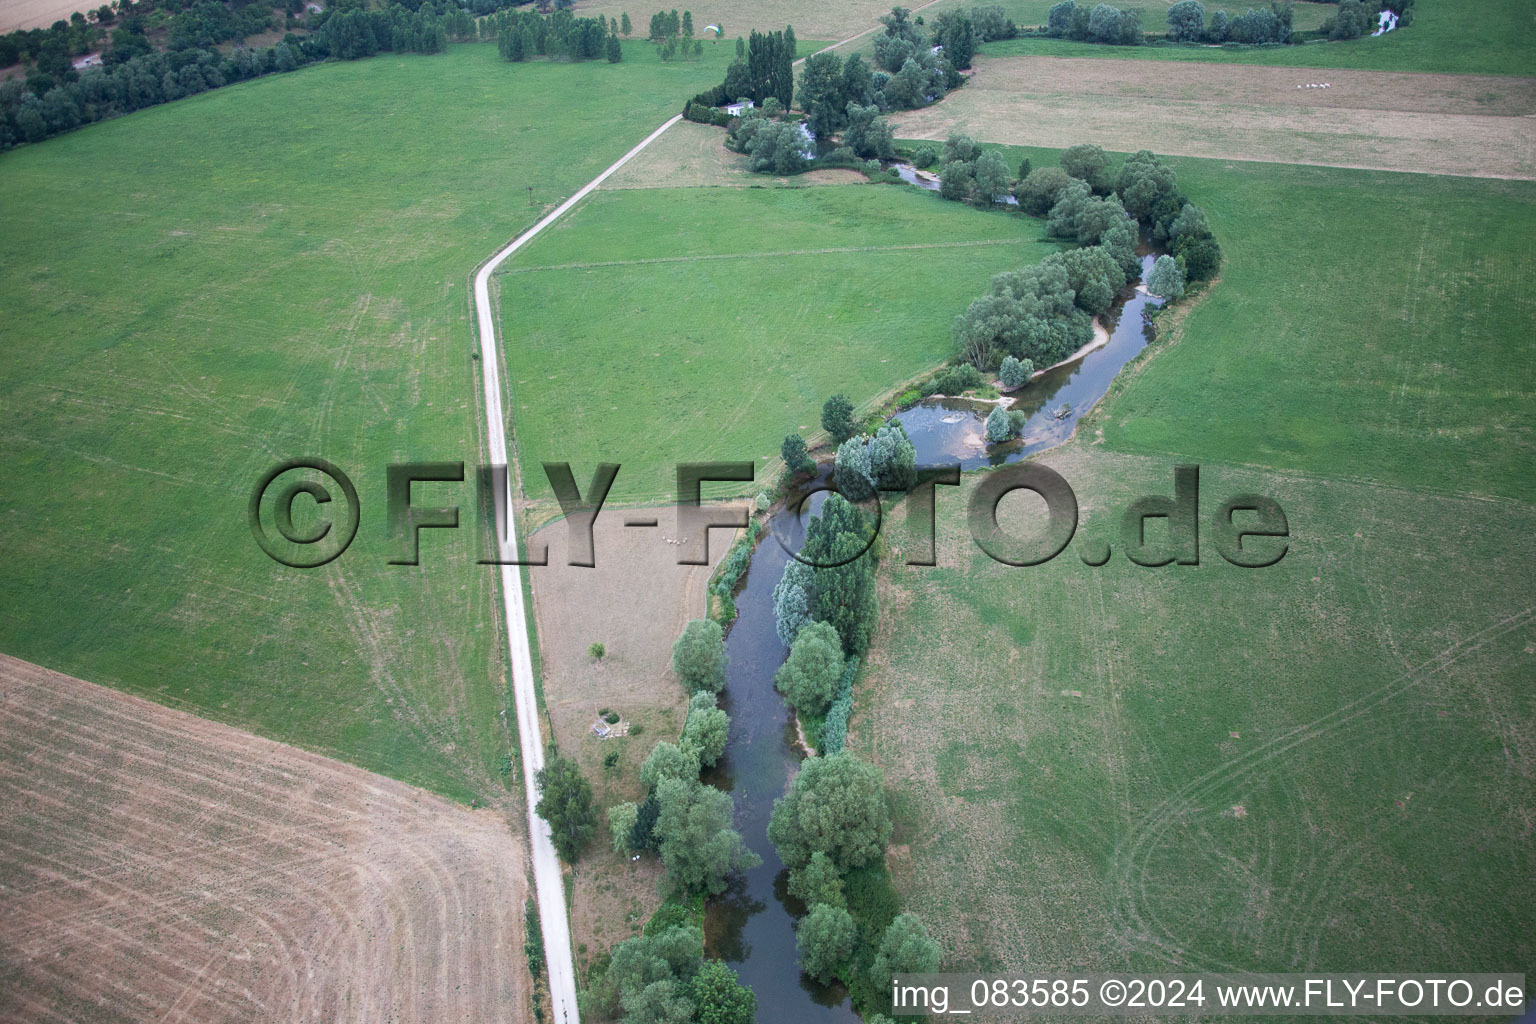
[978, 0, 1536, 75]
[0, 41, 738, 801]
[495, 182, 1062, 508]
[855, 150, 1536, 976]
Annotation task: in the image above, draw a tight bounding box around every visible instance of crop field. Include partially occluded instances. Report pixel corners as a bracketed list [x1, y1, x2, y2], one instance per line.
[891, 56, 1536, 179]
[0, 0, 93, 33]
[572, 0, 903, 43]
[495, 182, 1060, 508]
[854, 152, 1536, 976]
[0, 654, 532, 1023]
[0, 41, 739, 801]
[978, 0, 1535, 75]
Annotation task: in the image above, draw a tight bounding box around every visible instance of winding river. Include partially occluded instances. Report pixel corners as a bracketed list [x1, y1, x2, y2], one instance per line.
[702, 242, 1161, 1023]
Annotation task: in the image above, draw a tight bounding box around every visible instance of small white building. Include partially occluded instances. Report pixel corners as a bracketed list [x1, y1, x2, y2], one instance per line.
[726, 100, 754, 117]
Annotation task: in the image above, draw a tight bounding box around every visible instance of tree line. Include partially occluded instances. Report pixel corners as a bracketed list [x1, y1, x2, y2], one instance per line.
[0, 1, 626, 150]
[920, 140, 1218, 371]
[491, 7, 619, 62]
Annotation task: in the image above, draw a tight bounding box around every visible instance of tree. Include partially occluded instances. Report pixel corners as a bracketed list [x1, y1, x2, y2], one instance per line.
[1330, 0, 1367, 39]
[999, 355, 1031, 390]
[842, 101, 894, 160]
[869, 913, 943, 991]
[1053, 243, 1126, 314]
[604, 926, 705, 1019]
[833, 435, 875, 501]
[621, 11, 632, 35]
[683, 694, 730, 767]
[803, 495, 879, 654]
[1166, 0, 1204, 40]
[985, 405, 1012, 442]
[746, 120, 808, 174]
[787, 850, 846, 908]
[1015, 165, 1074, 216]
[610, 801, 640, 852]
[606, 34, 623, 61]
[642, 740, 702, 789]
[673, 618, 727, 693]
[866, 424, 916, 490]
[930, 10, 975, 68]
[938, 158, 973, 202]
[769, 751, 892, 871]
[654, 777, 760, 894]
[840, 51, 873, 106]
[773, 557, 814, 648]
[942, 130, 980, 164]
[821, 394, 857, 442]
[973, 148, 1012, 205]
[690, 959, 756, 1024]
[775, 620, 844, 717]
[536, 755, 597, 863]
[1059, 142, 1113, 193]
[1017, 155, 1032, 180]
[797, 50, 845, 137]
[795, 903, 857, 982]
[1174, 233, 1222, 281]
[781, 433, 814, 475]
[1114, 149, 1178, 225]
[1147, 254, 1185, 300]
[589, 641, 606, 659]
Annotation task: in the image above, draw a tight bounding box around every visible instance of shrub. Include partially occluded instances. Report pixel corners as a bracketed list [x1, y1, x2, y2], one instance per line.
[768, 751, 892, 871]
[672, 618, 728, 693]
[775, 620, 844, 717]
[999, 355, 1031, 390]
[985, 405, 1012, 442]
[535, 756, 597, 863]
[589, 641, 606, 659]
[819, 656, 859, 755]
[609, 801, 639, 852]
[821, 394, 858, 442]
[912, 144, 937, 168]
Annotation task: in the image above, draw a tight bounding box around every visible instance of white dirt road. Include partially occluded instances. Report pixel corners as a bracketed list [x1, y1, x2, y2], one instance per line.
[471, 113, 684, 1024]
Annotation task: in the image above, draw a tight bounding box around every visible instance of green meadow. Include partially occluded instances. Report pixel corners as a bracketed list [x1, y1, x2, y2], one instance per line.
[495, 182, 1057, 507]
[858, 149, 1536, 975]
[0, 41, 738, 800]
[977, 0, 1536, 75]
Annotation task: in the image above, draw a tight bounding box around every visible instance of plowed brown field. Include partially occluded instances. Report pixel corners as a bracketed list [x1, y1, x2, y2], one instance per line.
[0, 655, 532, 1024]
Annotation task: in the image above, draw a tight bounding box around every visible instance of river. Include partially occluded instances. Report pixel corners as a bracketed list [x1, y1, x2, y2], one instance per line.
[701, 247, 1161, 1023]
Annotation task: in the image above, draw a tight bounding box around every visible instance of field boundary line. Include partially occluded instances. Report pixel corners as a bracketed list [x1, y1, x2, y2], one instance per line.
[471, 112, 683, 1024]
[499, 236, 1030, 274]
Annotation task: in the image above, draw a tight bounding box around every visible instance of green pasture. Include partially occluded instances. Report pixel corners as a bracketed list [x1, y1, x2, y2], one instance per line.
[0, 40, 737, 800]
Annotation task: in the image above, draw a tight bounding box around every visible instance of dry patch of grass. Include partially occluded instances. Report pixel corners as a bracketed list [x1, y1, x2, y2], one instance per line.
[527, 505, 739, 965]
[0, 655, 532, 1024]
[891, 55, 1536, 179]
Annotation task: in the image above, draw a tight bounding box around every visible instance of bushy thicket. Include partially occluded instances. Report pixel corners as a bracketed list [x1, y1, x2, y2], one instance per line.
[489, 7, 618, 62]
[1046, 0, 1144, 45]
[1163, 0, 1295, 43]
[818, 656, 859, 754]
[940, 145, 1220, 369]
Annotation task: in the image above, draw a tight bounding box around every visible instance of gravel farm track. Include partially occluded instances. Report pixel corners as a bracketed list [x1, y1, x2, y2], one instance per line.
[0, 655, 532, 1024]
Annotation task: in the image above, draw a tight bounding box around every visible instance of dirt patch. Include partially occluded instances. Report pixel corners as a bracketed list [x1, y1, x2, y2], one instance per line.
[527, 505, 738, 967]
[0, 0, 94, 32]
[604, 120, 866, 190]
[0, 654, 532, 1024]
[891, 55, 1536, 179]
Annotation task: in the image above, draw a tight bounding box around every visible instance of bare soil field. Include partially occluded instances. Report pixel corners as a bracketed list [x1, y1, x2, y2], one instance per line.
[603, 120, 865, 190]
[0, 655, 532, 1024]
[526, 506, 737, 976]
[891, 55, 1536, 179]
[0, 0, 87, 32]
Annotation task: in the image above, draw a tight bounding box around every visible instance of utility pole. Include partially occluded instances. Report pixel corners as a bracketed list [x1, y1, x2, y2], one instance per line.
[527, 185, 534, 207]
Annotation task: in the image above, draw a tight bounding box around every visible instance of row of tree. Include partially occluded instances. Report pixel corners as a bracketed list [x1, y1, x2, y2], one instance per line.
[490, 7, 619, 62]
[1046, 0, 1145, 45]
[934, 140, 1219, 369]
